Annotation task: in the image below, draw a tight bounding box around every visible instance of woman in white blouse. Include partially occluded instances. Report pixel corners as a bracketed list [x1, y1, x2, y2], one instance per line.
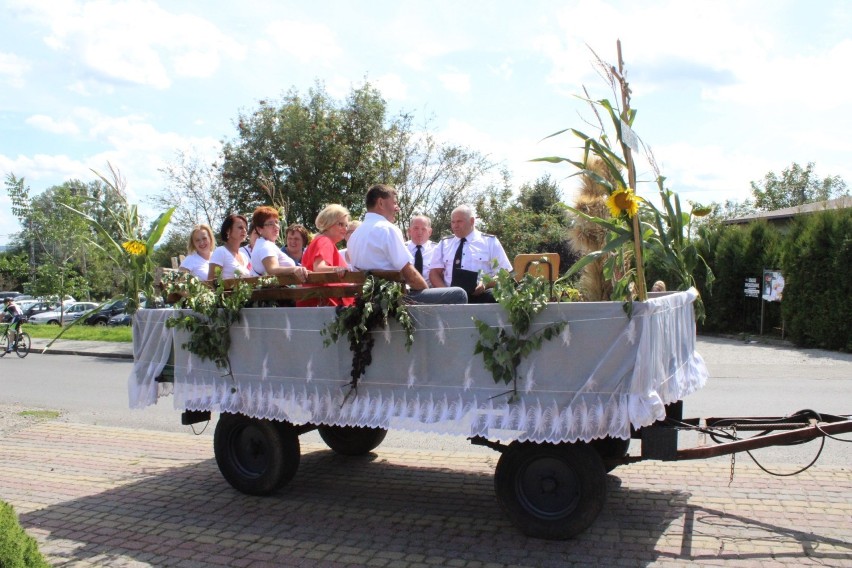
[207, 214, 253, 280]
[250, 206, 309, 281]
[178, 224, 215, 280]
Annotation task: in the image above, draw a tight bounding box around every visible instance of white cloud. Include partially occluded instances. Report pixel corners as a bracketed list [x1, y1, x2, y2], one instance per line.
[704, 39, 852, 110]
[439, 71, 471, 95]
[263, 19, 342, 65]
[489, 58, 514, 81]
[374, 74, 408, 101]
[14, 0, 245, 89]
[25, 114, 81, 135]
[0, 52, 30, 87]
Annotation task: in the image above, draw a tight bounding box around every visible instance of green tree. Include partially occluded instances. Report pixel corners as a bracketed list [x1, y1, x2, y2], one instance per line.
[218, 82, 491, 236]
[474, 174, 575, 273]
[750, 162, 848, 211]
[5, 175, 94, 308]
[0, 251, 28, 291]
[220, 82, 396, 226]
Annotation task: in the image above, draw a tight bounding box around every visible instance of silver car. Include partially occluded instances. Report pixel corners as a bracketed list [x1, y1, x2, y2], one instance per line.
[27, 302, 99, 325]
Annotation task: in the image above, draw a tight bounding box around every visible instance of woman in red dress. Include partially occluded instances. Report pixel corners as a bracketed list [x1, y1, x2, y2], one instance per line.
[296, 204, 353, 307]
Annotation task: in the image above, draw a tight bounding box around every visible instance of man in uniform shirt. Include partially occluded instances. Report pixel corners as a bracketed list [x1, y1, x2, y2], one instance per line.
[429, 204, 512, 303]
[405, 215, 436, 284]
[348, 184, 466, 305]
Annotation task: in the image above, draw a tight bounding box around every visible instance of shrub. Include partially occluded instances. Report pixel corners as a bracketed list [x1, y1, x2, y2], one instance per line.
[781, 209, 852, 351]
[0, 501, 50, 568]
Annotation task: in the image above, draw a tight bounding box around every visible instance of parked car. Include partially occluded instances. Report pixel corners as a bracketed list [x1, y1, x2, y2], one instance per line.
[22, 300, 59, 321]
[28, 302, 98, 325]
[84, 299, 128, 326]
[0, 291, 22, 301]
[108, 312, 132, 326]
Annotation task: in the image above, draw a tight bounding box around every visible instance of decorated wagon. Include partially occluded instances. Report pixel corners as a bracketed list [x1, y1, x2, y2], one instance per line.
[129, 271, 710, 540]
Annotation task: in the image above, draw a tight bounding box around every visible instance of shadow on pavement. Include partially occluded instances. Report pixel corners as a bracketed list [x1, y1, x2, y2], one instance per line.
[19, 449, 692, 567]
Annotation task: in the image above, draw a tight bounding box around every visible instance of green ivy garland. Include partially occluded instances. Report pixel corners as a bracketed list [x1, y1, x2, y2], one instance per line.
[162, 272, 254, 382]
[474, 269, 567, 400]
[322, 275, 415, 394]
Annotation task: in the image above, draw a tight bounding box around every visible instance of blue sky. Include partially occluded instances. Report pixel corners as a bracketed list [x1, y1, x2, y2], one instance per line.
[2, 0, 851, 245]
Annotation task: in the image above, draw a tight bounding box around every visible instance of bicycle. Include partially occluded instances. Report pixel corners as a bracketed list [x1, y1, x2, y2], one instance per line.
[0, 322, 30, 358]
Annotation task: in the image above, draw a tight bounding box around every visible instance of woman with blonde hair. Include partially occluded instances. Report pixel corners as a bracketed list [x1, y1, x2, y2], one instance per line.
[296, 204, 352, 307]
[249, 206, 309, 281]
[178, 224, 215, 280]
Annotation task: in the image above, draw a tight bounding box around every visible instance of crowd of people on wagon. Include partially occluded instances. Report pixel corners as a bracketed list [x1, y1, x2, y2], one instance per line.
[177, 183, 513, 305]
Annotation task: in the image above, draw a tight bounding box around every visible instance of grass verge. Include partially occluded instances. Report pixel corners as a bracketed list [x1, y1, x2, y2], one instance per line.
[21, 324, 131, 343]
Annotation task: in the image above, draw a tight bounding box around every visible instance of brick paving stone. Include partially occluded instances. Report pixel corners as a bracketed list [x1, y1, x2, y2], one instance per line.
[1, 421, 850, 567]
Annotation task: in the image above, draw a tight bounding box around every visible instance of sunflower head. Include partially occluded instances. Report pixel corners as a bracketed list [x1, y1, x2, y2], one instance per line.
[606, 186, 643, 219]
[121, 239, 147, 256]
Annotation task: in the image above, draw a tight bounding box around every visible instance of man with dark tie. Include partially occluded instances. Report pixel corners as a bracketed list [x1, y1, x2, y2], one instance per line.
[428, 204, 512, 303]
[405, 215, 436, 285]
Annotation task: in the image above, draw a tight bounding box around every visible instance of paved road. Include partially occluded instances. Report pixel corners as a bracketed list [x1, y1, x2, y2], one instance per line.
[0, 336, 850, 566]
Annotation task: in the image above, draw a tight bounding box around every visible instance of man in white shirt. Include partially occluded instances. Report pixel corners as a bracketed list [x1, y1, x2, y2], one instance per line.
[429, 204, 512, 303]
[348, 185, 466, 305]
[405, 215, 436, 284]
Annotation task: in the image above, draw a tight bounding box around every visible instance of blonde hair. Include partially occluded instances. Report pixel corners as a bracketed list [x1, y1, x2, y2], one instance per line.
[315, 204, 350, 233]
[187, 224, 215, 253]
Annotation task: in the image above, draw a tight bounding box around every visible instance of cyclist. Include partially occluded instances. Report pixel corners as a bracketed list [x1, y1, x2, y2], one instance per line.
[3, 297, 23, 352]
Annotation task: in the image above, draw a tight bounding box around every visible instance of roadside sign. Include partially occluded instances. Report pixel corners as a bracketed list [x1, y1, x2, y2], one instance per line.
[744, 277, 759, 298]
[762, 270, 784, 302]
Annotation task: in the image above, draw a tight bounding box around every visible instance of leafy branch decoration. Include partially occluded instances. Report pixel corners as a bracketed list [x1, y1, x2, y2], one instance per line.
[162, 271, 254, 385]
[322, 275, 415, 397]
[474, 268, 567, 400]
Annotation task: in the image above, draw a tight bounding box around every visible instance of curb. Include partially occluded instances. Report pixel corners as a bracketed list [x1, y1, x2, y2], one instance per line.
[32, 348, 133, 360]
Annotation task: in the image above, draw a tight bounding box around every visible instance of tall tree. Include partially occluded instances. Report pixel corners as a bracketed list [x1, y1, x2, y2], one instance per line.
[218, 82, 492, 236]
[154, 149, 231, 235]
[750, 162, 848, 211]
[220, 82, 397, 227]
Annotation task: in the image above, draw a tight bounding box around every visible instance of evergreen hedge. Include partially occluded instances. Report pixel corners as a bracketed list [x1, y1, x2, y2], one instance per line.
[694, 209, 850, 351]
[781, 209, 852, 351]
[0, 501, 50, 568]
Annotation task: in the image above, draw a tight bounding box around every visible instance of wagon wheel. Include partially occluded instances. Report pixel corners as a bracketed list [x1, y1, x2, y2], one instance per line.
[494, 441, 606, 540]
[317, 425, 388, 456]
[590, 436, 631, 472]
[214, 413, 300, 495]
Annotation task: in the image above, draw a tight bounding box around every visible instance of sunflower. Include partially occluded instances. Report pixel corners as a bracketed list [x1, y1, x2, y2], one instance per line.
[121, 239, 147, 256]
[606, 186, 643, 218]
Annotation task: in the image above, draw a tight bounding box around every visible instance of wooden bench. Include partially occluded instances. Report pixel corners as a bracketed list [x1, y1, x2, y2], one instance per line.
[166, 270, 405, 305]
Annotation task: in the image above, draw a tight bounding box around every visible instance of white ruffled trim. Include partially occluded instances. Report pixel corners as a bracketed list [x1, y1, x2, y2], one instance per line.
[130, 290, 708, 443]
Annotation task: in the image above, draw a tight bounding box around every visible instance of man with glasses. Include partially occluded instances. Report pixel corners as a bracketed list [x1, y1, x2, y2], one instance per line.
[348, 185, 466, 305]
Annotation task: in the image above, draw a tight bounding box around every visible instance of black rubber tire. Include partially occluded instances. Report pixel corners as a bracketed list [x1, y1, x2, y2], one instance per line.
[590, 436, 631, 472]
[214, 413, 300, 495]
[317, 425, 388, 456]
[494, 441, 606, 540]
[95, 319, 108, 327]
[48, 320, 60, 326]
[0, 334, 7, 358]
[15, 332, 30, 358]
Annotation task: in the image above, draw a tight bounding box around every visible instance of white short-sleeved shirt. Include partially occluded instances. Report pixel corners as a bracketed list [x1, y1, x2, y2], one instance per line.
[209, 247, 252, 279]
[405, 240, 436, 283]
[429, 229, 512, 287]
[179, 251, 212, 280]
[347, 212, 413, 271]
[251, 237, 295, 276]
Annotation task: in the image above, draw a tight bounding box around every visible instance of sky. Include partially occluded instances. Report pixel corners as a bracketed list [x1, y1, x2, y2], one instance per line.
[2, 0, 851, 245]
